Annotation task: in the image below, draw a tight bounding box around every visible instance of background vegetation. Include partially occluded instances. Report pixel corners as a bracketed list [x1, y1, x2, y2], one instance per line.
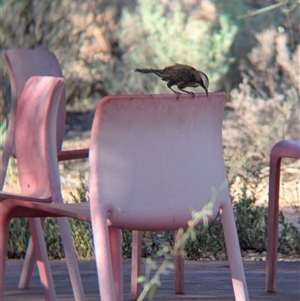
[1, 0, 299, 260]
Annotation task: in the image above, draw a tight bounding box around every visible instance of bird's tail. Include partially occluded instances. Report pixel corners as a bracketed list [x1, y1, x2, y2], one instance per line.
[134, 68, 160, 74]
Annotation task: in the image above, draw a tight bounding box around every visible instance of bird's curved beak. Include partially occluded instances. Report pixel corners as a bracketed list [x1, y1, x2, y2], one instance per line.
[199, 82, 208, 97]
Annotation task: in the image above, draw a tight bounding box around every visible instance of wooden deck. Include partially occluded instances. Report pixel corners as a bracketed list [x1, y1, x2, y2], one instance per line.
[4, 259, 300, 300]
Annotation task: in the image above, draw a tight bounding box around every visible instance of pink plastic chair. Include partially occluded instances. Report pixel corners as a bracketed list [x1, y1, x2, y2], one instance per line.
[89, 93, 250, 301]
[1, 48, 89, 188]
[1, 49, 88, 299]
[266, 140, 300, 292]
[0, 76, 91, 301]
[1, 48, 89, 184]
[1, 48, 143, 300]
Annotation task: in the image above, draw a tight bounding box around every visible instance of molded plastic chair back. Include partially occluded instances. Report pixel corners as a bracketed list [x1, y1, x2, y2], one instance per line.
[15, 75, 64, 200]
[91, 94, 226, 228]
[89, 93, 249, 301]
[1, 49, 66, 188]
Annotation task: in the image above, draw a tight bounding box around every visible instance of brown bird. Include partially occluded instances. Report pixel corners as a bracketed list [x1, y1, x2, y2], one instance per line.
[134, 63, 209, 99]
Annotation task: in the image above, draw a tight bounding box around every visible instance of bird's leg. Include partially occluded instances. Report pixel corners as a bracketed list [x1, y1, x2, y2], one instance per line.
[178, 87, 195, 99]
[167, 82, 181, 100]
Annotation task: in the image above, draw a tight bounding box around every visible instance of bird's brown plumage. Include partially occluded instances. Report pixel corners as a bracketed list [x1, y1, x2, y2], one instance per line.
[134, 63, 209, 99]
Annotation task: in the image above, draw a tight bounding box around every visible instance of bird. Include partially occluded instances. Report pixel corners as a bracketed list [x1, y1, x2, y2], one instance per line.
[134, 63, 209, 99]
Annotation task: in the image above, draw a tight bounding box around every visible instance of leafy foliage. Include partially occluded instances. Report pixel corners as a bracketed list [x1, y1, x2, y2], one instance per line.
[223, 28, 299, 166]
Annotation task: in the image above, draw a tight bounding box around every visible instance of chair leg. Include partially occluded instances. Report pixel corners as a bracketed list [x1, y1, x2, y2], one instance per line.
[57, 217, 85, 301]
[92, 209, 116, 301]
[266, 156, 281, 292]
[19, 218, 46, 289]
[20, 216, 85, 300]
[18, 237, 36, 289]
[28, 218, 57, 301]
[221, 203, 249, 301]
[109, 227, 123, 301]
[0, 204, 10, 301]
[174, 229, 184, 294]
[131, 231, 142, 300]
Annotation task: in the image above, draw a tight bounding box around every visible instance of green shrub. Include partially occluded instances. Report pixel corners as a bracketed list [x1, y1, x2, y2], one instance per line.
[7, 218, 30, 258]
[223, 28, 299, 165]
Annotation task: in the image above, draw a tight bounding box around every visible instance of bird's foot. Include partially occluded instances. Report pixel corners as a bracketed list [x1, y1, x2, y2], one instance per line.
[185, 91, 195, 99]
[179, 88, 195, 99]
[175, 92, 181, 101]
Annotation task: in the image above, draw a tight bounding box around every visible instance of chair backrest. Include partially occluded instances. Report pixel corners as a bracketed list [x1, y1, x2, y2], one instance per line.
[15, 76, 64, 200]
[1, 49, 66, 188]
[89, 93, 230, 230]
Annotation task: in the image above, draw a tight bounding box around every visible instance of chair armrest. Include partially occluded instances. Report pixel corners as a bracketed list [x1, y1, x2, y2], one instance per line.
[57, 148, 89, 161]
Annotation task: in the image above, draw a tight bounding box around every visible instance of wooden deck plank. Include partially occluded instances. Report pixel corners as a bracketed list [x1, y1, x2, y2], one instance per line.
[4, 259, 300, 300]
